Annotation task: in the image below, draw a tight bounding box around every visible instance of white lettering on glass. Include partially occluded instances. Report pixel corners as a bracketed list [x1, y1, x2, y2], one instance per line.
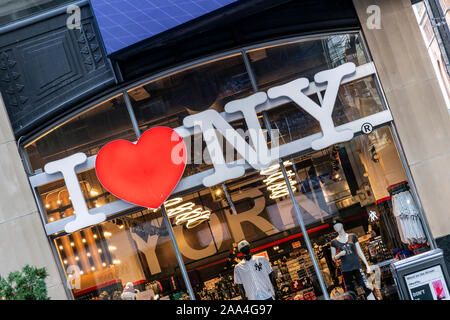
[268, 62, 356, 150]
[42, 63, 359, 232]
[44, 153, 106, 233]
[183, 92, 272, 186]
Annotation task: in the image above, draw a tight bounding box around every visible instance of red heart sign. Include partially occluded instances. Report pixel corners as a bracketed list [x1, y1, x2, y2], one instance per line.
[95, 127, 187, 209]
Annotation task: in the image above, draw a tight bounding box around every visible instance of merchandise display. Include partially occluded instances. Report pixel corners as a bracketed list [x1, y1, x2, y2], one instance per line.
[233, 240, 279, 300]
[330, 218, 377, 300]
[146, 280, 162, 300]
[47, 124, 431, 301]
[392, 188, 427, 245]
[276, 249, 319, 300]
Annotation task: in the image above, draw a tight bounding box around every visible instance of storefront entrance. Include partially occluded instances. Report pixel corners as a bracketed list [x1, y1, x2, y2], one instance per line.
[24, 32, 433, 300]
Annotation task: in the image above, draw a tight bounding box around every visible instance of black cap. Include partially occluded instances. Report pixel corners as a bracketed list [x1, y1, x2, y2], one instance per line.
[332, 217, 344, 226]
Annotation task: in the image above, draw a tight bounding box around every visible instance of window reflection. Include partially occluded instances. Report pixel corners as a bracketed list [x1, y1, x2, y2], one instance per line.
[128, 54, 253, 131]
[52, 126, 429, 300]
[128, 54, 254, 178]
[38, 168, 119, 223]
[284, 126, 429, 300]
[247, 34, 368, 91]
[266, 100, 322, 146]
[166, 162, 327, 300]
[332, 75, 386, 126]
[56, 211, 191, 300]
[25, 95, 137, 172]
[264, 75, 385, 147]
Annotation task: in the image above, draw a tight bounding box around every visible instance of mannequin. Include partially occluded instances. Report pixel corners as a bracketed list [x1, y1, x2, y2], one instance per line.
[233, 240, 281, 300]
[330, 218, 377, 300]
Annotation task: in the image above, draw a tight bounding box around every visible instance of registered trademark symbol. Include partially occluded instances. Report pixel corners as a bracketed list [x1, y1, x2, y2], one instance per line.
[361, 123, 373, 134]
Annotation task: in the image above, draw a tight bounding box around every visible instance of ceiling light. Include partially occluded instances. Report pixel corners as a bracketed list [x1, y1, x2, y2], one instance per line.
[166, 200, 211, 228]
[163, 197, 183, 208]
[108, 245, 117, 251]
[90, 190, 98, 197]
[59, 245, 63, 250]
[45, 203, 50, 209]
[93, 234, 98, 239]
[75, 256, 79, 261]
[112, 259, 121, 264]
[91, 267, 95, 271]
[82, 238, 86, 243]
[80, 271, 84, 275]
[70, 242, 75, 247]
[98, 249, 102, 253]
[103, 231, 112, 237]
[262, 169, 297, 199]
[102, 262, 107, 267]
[86, 252, 91, 257]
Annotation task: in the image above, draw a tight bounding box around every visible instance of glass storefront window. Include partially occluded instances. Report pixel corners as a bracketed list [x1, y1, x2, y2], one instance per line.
[128, 54, 253, 132]
[128, 54, 254, 178]
[263, 75, 386, 147]
[281, 126, 429, 300]
[54, 126, 428, 300]
[25, 95, 137, 172]
[27, 33, 431, 300]
[38, 168, 119, 224]
[48, 127, 427, 300]
[332, 75, 385, 126]
[247, 34, 368, 91]
[54, 211, 190, 300]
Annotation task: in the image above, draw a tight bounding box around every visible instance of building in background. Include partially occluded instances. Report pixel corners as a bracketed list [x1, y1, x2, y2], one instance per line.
[413, 0, 450, 110]
[0, 0, 449, 300]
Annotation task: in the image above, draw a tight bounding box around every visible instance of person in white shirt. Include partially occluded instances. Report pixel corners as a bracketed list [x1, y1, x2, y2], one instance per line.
[233, 240, 281, 300]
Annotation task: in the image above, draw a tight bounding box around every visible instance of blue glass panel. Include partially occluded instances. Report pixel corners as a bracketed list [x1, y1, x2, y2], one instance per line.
[90, 0, 238, 54]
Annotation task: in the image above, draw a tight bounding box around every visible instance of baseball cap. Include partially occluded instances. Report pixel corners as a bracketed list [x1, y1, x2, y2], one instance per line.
[237, 240, 250, 251]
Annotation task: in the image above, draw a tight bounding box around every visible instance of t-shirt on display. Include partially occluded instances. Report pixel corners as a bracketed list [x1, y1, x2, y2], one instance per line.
[331, 234, 362, 272]
[234, 255, 274, 300]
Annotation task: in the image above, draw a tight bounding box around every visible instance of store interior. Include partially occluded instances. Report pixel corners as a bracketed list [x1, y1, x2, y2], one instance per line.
[43, 125, 430, 300]
[24, 34, 430, 300]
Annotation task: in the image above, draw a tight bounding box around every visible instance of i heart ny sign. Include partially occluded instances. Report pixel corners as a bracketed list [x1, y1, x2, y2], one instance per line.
[44, 63, 359, 233]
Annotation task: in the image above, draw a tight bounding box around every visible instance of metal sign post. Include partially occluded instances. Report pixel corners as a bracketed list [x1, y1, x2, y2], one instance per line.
[280, 163, 330, 300]
[161, 204, 196, 300]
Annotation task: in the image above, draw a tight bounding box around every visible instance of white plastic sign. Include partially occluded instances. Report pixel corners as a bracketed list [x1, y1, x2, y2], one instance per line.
[43, 63, 357, 232]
